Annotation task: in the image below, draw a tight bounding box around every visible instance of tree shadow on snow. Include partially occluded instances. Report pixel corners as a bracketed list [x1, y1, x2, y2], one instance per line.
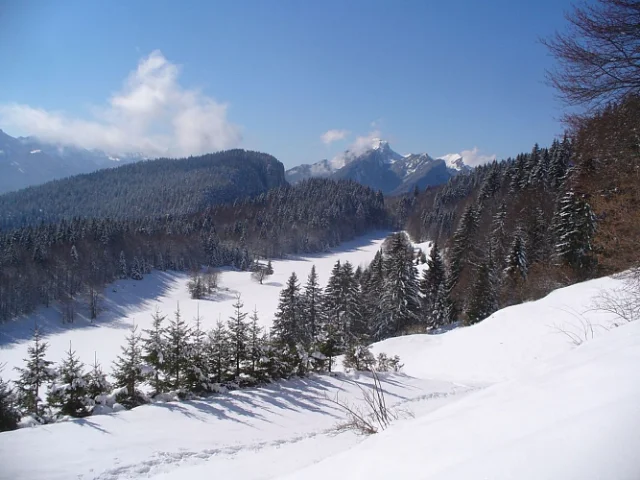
[0, 271, 180, 347]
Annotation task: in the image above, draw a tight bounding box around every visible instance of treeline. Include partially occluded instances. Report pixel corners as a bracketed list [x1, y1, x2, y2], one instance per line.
[0, 265, 405, 431]
[0, 179, 388, 323]
[405, 93, 640, 326]
[0, 149, 286, 230]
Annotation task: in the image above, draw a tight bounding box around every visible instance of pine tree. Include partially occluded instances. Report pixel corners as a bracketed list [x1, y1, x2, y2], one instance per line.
[505, 227, 529, 281]
[552, 190, 597, 273]
[0, 365, 20, 432]
[185, 306, 210, 393]
[419, 243, 448, 328]
[47, 342, 90, 418]
[86, 354, 111, 405]
[248, 308, 268, 383]
[466, 258, 499, 325]
[271, 272, 302, 348]
[341, 261, 366, 344]
[163, 304, 191, 392]
[141, 308, 167, 396]
[14, 326, 55, 418]
[118, 251, 128, 279]
[301, 265, 323, 347]
[112, 325, 146, 408]
[449, 204, 480, 286]
[227, 294, 250, 381]
[376, 233, 421, 339]
[206, 320, 230, 384]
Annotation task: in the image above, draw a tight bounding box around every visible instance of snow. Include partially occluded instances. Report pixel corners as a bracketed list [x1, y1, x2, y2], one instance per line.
[1, 231, 639, 480]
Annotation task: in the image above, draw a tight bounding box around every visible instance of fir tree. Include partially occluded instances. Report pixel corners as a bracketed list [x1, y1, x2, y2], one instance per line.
[271, 272, 302, 348]
[466, 259, 499, 325]
[14, 326, 55, 418]
[163, 304, 192, 391]
[376, 233, 420, 339]
[0, 365, 20, 432]
[248, 308, 268, 382]
[420, 243, 448, 328]
[206, 320, 230, 384]
[227, 294, 250, 380]
[47, 342, 90, 418]
[186, 306, 210, 393]
[505, 226, 529, 281]
[141, 308, 167, 396]
[112, 325, 146, 408]
[552, 190, 597, 273]
[301, 265, 323, 347]
[86, 354, 111, 405]
[118, 251, 128, 279]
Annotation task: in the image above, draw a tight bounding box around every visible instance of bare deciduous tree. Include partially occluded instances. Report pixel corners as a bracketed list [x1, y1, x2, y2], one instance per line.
[543, 0, 640, 111]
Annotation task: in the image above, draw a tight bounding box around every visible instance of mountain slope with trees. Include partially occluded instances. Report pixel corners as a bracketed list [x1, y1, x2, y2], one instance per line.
[0, 149, 286, 229]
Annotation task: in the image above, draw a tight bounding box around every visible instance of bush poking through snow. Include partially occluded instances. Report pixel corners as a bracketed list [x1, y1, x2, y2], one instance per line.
[328, 370, 400, 435]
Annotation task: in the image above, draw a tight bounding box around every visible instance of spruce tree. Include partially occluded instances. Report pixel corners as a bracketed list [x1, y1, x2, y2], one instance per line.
[86, 354, 111, 405]
[552, 190, 597, 273]
[47, 343, 90, 418]
[341, 261, 366, 344]
[185, 306, 210, 393]
[271, 272, 302, 348]
[0, 365, 20, 432]
[248, 308, 268, 383]
[301, 265, 323, 347]
[141, 308, 167, 396]
[227, 294, 250, 381]
[466, 259, 499, 325]
[420, 243, 447, 328]
[206, 320, 230, 384]
[14, 326, 55, 418]
[376, 233, 420, 339]
[163, 304, 191, 391]
[112, 325, 146, 408]
[505, 227, 529, 281]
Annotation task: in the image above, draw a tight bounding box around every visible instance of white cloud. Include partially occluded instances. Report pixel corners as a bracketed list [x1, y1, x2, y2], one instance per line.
[330, 129, 382, 169]
[0, 50, 242, 157]
[320, 129, 349, 145]
[441, 147, 496, 167]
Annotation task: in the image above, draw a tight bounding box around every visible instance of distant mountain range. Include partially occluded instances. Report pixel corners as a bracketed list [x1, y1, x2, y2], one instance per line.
[0, 129, 145, 194]
[286, 139, 471, 195]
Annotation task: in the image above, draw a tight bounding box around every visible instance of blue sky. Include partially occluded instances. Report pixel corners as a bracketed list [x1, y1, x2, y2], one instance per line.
[0, 0, 576, 168]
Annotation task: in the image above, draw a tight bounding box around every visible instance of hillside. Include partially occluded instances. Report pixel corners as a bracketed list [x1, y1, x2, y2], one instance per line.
[0, 149, 286, 230]
[0, 236, 637, 479]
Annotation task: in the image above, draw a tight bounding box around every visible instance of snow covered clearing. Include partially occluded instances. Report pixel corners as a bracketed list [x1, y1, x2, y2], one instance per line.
[0, 231, 399, 383]
[1, 231, 639, 479]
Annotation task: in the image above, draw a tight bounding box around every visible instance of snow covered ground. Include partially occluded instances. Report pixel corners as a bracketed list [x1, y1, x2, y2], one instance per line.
[1, 231, 639, 479]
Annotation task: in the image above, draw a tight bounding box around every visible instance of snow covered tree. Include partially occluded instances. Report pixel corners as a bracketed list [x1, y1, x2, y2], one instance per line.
[420, 243, 448, 328]
[14, 326, 55, 418]
[47, 343, 90, 418]
[0, 365, 20, 432]
[376, 233, 421, 339]
[185, 306, 210, 393]
[504, 226, 529, 281]
[227, 294, 250, 381]
[118, 251, 128, 279]
[130, 256, 143, 280]
[466, 258, 499, 325]
[301, 265, 323, 346]
[86, 354, 111, 404]
[552, 190, 597, 273]
[248, 308, 268, 383]
[206, 320, 231, 384]
[271, 272, 302, 348]
[187, 271, 206, 299]
[163, 304, 192, 391]
[112, 325, 146, 408]
[449, 204, 480, 286]
[141, 308, 167, 396]
[341, 261, 366, 344]
[343, 344, 375, 372]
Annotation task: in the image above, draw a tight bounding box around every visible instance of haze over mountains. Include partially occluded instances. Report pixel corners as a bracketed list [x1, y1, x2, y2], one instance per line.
[0, 129, 145, 194]
[286, 138, 471, 194]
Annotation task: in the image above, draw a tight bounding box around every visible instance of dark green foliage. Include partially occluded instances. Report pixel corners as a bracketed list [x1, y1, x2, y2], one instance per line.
[0, 178, 387, 324]
[419, 243, 450, 329]
[0, 366, 20, 432]
[163, 305, 192, 391]
[14, 327, 56, 417]
[112, 325, 146, 408]
[0, 150, 286, 229]
[227, 295, 250, 380]
[47, 344, 90, 418]
[141, 309, 168, 396]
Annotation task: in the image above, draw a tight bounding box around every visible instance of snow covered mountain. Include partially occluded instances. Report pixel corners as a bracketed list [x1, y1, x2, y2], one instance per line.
[286, 138, 470, 195]
[0, 129, 145, 194]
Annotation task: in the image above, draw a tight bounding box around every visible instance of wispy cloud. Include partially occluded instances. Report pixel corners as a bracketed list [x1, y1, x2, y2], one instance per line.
[330, 129, 382, 168]
[441, 147, 496, 167]
[320, 129, 350, 145]
[0, 50, 242, 157]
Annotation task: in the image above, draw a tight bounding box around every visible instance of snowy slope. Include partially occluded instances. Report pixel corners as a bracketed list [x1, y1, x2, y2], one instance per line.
[0, 232, 391, 383]
[1, 231, 638, 480]
[286, 320, 640, 480]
